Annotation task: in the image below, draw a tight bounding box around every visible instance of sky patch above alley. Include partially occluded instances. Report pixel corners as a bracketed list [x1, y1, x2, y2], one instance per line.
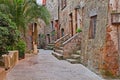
[36, 0, 42, 5]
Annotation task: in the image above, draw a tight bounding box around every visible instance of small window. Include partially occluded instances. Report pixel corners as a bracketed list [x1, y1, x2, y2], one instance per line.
[89, 15, 97, 39]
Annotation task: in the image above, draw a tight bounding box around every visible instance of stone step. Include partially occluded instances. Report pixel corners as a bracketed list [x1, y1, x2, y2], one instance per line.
[58, 47, 63, 50]
[76, 50, 81, 54]
[66, 59, 80, 64]
[45, 46, 54, 50]
[52, 52, 63, 60]
[55, 49, 63, 54]
[45, 43, 55, 50]
[71, 54, 80, 59]
[47, 43, 54, 46]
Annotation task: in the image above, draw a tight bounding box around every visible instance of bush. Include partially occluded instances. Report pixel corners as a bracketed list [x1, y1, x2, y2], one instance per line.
[6, 39, 26, 59]
[16, 39, 26, 59]
[0, 12, 20, 57]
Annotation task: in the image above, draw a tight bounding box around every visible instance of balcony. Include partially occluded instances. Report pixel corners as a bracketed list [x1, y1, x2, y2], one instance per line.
[111, 13, 120, 25]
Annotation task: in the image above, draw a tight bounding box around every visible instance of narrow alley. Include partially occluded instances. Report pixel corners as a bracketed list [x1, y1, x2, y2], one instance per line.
[6, 49, 103, 80]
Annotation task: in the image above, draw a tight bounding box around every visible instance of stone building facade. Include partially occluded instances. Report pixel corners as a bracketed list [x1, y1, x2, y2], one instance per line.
[26, 19, 46, 50]
[59, 0, 81, 37]
[46, 0, 120, 77]
[79, 0, 120, 76]
[45, 0, 59, 43]
[80, 0, 109, 74]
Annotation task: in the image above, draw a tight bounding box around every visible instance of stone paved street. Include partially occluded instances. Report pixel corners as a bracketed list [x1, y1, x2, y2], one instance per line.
[6, 49, 103, 80]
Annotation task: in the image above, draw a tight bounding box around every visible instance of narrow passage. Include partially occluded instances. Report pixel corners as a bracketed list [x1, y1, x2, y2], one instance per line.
[6, 49, 103, 80]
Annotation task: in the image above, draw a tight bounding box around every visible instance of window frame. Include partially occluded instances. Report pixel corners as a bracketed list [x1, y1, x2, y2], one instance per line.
[89, 15, 97, 39]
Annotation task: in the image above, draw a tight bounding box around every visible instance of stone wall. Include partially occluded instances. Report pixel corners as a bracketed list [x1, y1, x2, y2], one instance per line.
[102, 25, 119, 75]
[80, 0, 108, 73]
[100, 0, 120, 76]
[0, 68, 6, 80]
[46, 0, 59, 42]
[2, 51, 19, 70]
[63, 33, 82, 58]
[80, 0, 120, 76]
[59, 0, 80, 36]
[46, 0, 58, 20]
[46, 0, 120, 76]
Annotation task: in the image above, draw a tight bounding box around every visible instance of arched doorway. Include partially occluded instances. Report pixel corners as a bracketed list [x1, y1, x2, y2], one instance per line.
[61, 28, 64, 37]
[47, 34, 50, 44]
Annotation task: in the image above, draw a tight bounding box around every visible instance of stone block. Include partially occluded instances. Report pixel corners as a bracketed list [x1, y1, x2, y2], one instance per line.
[2, 51, 19, 70]
[0, 68, 6, 80]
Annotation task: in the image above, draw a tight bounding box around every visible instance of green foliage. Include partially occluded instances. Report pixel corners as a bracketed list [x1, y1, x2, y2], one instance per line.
[6, 39, 26, 59]
[15, 39, 26, 58]
[51, 30, 56, 36]
[40, 34, 45, 38]
[0, 12, 20, 56]
[100, 69, 115, 78]
[0, 0, 50, 32]
[76, 28, 82, 33]
[0, 0, 50, 57]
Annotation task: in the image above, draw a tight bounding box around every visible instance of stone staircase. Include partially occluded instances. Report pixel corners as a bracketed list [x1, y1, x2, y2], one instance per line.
[66, 50, 81, 64]
[45, 43, 55, 50]
[52, 34, 70, 60]
[52, 33, 82, 64]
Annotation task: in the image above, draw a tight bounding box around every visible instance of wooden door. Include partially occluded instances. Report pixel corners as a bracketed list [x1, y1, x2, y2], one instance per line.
[69, 13, 73, 36]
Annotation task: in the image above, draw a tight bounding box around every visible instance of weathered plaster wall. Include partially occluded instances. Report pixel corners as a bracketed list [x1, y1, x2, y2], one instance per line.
[81, 0, 108, 73]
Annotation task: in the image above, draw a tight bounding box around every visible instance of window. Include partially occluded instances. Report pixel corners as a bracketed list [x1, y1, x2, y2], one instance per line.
[89, 15, 97, 39]
[111, 13, 120, 24]
[61, 0, 67, 9]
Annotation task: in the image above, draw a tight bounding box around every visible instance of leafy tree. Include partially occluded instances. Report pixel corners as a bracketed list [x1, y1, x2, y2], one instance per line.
[0, 0, 50, 57]
[0, 0, 50, 32]
[0, 12, 20, 57]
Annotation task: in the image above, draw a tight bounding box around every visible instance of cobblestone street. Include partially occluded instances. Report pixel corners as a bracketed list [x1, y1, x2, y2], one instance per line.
[6, 49, 103, 80]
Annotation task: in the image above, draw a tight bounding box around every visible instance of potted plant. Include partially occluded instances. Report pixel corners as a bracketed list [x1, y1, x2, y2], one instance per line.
[76, 28, 82, 33]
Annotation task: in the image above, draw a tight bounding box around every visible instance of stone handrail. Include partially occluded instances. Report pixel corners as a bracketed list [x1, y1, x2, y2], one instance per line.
[54, 34, 70, 48]
[62, 33, 82, 58]
[2, 50, 19, 70]
[63, 33, 81, 46]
